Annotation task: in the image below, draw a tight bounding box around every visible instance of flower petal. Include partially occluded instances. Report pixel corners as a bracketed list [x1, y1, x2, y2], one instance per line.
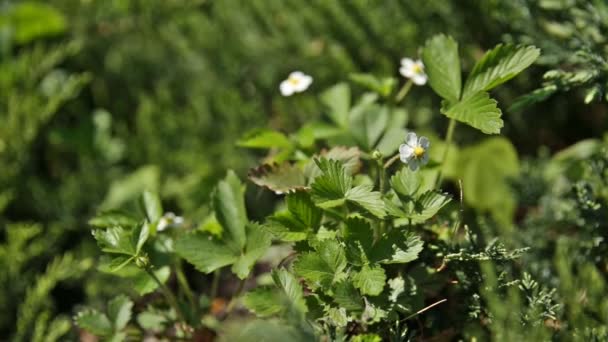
[401, 58, 414, 68]
[405, 132, 418, 147]
[408, 159, 419, 171]
[399, 66, 415, 78]
[420, 153, 429, 165]
[290, 71, 305, 79]
[294, 75, 313, 92]
[412, 73, 427, 85]
[419, 136, 430, 149]
[399, 143, 414, 157]
[280, 81, 294, 96]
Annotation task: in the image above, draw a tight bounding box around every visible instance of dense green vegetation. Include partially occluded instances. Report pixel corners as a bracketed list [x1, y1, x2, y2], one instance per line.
[1, 1, 607, 341]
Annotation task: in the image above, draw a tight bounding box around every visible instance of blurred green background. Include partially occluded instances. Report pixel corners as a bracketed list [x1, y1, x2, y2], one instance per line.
[1, 0, 606, 340]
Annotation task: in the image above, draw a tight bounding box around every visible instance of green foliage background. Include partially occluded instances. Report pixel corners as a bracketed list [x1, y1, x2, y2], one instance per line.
[0, 0, 606, 340]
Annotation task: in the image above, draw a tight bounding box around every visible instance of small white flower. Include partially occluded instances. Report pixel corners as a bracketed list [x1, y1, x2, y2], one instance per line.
[157, 212, 184, 232]
[279, 71, 313, 96]
[399, 132, 430, 171]
[399, 58, 427, 85]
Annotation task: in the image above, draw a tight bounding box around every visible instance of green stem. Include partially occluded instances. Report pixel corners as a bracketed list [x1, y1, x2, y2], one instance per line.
[384, 153, 401, 169]
[145, 267, 187, 324]
[210, 269, 221, 299]
[175, 261, 195, 313]
[226, 278, 246, 314]
[435, 119, 457, 188]
[395, 79, 413, 103]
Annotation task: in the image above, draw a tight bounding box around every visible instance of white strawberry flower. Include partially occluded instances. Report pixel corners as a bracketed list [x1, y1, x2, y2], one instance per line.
[399, 132, 430, 171]
[280, 71, 313, 96]
[399, 58, 427, 85]
[157, 212, 184, 232]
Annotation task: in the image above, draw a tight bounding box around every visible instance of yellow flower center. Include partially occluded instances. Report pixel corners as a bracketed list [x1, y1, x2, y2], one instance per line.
[413, 64, 423, 74]
[413, 146, 425, 157]
[288, 77, 300, 86]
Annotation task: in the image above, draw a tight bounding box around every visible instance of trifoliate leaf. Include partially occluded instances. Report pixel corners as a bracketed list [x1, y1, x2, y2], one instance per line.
[321, 83, 351, 127]
[310, 159, 352, 208]
[441, 91, 503, 134]
[213, 170, 248, 251]
[304, 146, 361, 180]
[107, 295, 133, 331]
[333, 280, 365, 312]
[231, 223, 272, 279]
[327, 307, 350, 328]
[422, 34, 462, 103]
[272, 268, 308, 314]
[263, 214, 309, 242]
[394, 190, 452, 225]
[92, 226, 137, 256]
[353, 265, 386, 296]
[390, 167, 422, 201]
[243, 288, 283, 317]
[293, 239, 346, 289]
[237, 128, 292, 149]
[175, 234, 238, 273]
[463, 44, 540, 99]
[371, 232, 424, 264]
[286, 191, 322, 229]
[248, 163, 307, 194]
[345, 185, 386, 218]
[75, 309, 112, 336]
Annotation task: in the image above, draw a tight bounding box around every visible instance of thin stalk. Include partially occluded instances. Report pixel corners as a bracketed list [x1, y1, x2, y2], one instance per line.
[435, 119, 457, 188]
[384, 154, 401, 169]
[145, 267, 187, 324]
[175, 261, 195, 313]
[377, 157, 387, 238]
[226, 278, 246, 314]
[402, 299, 447, 321]
[395, 79, 413, 103]
[210, 269, 221, 299]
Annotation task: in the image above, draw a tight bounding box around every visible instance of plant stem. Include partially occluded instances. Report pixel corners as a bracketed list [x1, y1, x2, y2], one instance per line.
[435, 118, 457, 188]
[145, 267, 187, 324]
[210, 269, 221, 299]
[384, 154, 401, 169]
[377, 157, 387, 238]
[226, 278, 246, 314]
[175, 261, 195, 313]
[395, 79, 413, 103]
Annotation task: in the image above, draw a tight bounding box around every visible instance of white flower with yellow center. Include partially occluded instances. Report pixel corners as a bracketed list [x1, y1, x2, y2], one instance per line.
[399, 58, 427, 85]
[399, 132, 430, 171]
[157, 212, 184, 232]
[280, 71, 313, 96]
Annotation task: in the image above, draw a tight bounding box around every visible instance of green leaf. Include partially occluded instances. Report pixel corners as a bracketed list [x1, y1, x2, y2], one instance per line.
[343, 217, 374, 265]
[394, 191, 452, 225]
[248, 163, 307, 194]
[352, 265, 386, 296]
[88, 211, 139, 229]
[272, 268, 308, 314]
[237, 129, 292, 149]
[441, 91, 503, 134]
[304, 146, 361, 180]
[457, 137, 519, 226]
[132, 222, 150, 254]
[92, 227, 136, 256]
[376, 127, 407, 156]
[286, 191, 322, 229]
[372, 232, 424, 264]
[293, 239, 346, 289]
[132, 266, 170, 295]
[243, 288, 283, 317]
[333, 280, 365, 312]
[310, 159, 352, 208]
[107, 295, 133, 331]
[264, 214, 309, 242]
[390, 167, 421, 201]
[349, 73, 396, 97]
[352, 334, 383, 342]
[0, 2, 67, 45]
[422, 34, 462, 103]
[231, 223, 272, 279]
[463, 44, 540, 99]
[141, 191, 163, 223]
[321, 83, 351, 127]
[345, 185, 386, 218]
[175, 233, 238, 273]
[75, 310, 112, 336]
[213, 170, 247, 251]
[349, 104, 389, 149]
